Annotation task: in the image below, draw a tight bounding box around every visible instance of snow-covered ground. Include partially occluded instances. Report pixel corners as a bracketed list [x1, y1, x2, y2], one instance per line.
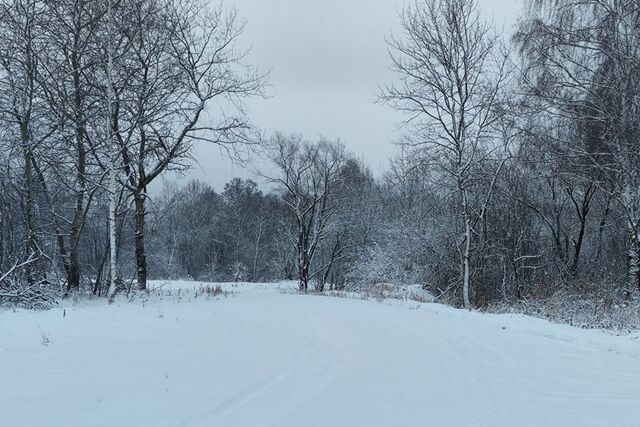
[1, 281, 639, 427]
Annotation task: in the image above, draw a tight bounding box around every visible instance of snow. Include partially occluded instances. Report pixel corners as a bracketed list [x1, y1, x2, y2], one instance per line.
[1, 281, 639, 427]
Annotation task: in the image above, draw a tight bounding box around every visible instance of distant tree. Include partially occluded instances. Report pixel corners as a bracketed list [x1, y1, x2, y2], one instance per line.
[315, 158, 377, 291]
[264, 134, 351, 292]
[222, 178, 277, 281]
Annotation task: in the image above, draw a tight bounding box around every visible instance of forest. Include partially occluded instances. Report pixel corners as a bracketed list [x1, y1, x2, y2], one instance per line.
[0, 0, 639, 328]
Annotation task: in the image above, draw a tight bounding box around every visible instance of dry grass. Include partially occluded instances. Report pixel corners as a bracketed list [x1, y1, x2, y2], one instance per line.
[488, 290, 640, 332]
[202, 285, 227, 297]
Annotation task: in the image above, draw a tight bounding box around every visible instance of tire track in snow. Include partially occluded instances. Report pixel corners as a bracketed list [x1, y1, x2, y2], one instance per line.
[260, 297, 512, 426]
[422, 313, 539, 425]
[332, 300, 538, 427]
[178, 298, 325, 427]
[176, 292, 636, 427]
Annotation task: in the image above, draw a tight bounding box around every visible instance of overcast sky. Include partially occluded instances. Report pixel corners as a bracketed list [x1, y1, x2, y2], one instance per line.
[184, 0, 523, 189]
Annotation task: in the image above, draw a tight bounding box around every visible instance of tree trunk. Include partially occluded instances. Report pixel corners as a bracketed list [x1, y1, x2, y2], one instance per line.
[105, 0, 121, 300]
[31, 155, 70, 279]
[106, 171, 119, 297]
[463, 213, 472, 308]
[66, 140, 85, 294]
[251, 222, 263, 282]
[134, 192, 147, 291]
[66, 51, 87, 294]
[570, 217, 588, 275]
[298, 254, 309, 292]
[628, 228, 640, 294]
[320, 235, 343, 292]
[460, 185, 472, 308]
[67, 249, 81, 293]
[21, 130, 38, 284]
[93, 239, 109, 296]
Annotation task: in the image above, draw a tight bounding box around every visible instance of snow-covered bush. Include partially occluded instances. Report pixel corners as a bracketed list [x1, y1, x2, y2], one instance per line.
[345, 242, 419, 288]
[0, 257, 58, 310]
[0, 278, 57, 310]
[488, 287, 640, 331]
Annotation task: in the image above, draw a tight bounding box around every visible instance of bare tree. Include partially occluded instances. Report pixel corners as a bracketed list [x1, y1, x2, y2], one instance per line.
[381, 0, 512, 307]
[0, 0, 50, 284]
[264, 134, 351, 292]
[110, 0, 263, 291]
[33, 0, 109, 294]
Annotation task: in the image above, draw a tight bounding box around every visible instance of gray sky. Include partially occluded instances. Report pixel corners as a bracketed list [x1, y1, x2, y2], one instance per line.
[185, 0, 523, 189]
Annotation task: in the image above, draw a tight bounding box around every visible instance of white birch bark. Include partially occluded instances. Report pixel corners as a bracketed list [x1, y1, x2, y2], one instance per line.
[106, 0, 119, 299]
[461, 186, 472, 308]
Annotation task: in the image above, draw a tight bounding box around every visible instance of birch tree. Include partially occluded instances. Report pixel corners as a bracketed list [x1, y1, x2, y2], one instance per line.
[381, 0, 512, 307]
[105, 0, 122, 299]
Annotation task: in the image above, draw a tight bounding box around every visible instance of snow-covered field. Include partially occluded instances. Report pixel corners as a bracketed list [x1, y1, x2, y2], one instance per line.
[1, 281, 639, 427]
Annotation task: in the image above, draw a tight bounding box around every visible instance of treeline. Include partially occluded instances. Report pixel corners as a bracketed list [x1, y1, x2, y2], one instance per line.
[147, 179, 287, 283]
[147, 113, 629, 309]
[2, 0, 640, 313]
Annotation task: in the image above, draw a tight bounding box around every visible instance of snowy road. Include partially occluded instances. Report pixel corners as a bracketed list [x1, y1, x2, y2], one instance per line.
[1, 283, 639, 426]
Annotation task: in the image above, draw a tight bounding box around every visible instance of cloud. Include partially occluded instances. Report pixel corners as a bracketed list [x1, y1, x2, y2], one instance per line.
[185, 0, 522, 188]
